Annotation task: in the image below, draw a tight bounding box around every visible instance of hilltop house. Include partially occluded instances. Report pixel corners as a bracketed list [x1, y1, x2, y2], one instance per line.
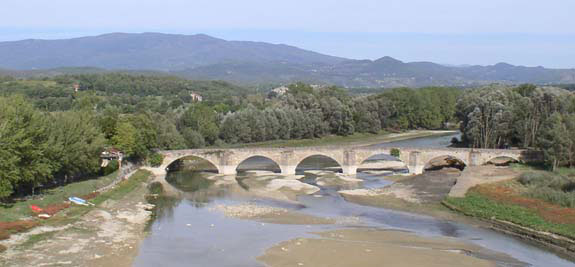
[190, 92, 203, 102]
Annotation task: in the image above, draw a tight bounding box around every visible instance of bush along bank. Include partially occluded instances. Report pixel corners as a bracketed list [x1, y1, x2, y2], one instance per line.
[443, 171, 575, 257]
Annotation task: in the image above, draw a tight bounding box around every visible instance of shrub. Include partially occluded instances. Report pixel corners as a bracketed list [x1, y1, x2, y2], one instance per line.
[517, 172, 567, 188]
[518, 171, 575, 208]
[101, 160, 119, 176]
[390, 148, 400, 158]
[526, 187, 575, 208]
[148, 181, 164, 195]
[149, 153, 164, 167]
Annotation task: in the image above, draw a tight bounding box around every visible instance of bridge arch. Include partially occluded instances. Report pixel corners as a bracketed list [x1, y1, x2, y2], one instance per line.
[294, 154, 343, 173]
[485, 155, 520, 166]
[235, 155, 282, 173]
[163, 154, 221, 173]
[357, 152, 408, 173]
[423, 155, 467, 172]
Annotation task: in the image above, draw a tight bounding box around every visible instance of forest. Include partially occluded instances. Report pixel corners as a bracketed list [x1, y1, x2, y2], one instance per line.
[0, 73, 574, 199]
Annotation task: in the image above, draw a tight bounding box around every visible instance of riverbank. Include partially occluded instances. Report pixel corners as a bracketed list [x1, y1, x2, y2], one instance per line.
[339, 165, 575, 260]
[0, 170, 155, 266]
[223, 130, 458, 148]
[444, 172, 575, 257]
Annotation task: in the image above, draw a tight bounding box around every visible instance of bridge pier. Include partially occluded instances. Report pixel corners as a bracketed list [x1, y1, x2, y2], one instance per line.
[342, 165, 357, 175]
[408, 165, 425, 175]
[407, 151, 424, 175]
[281, 165, 297, 175]
[219, 165, 237, 175]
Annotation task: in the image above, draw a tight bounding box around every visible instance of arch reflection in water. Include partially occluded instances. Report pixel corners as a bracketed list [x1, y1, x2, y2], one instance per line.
[236, 156, 281, 174]
[357, 153, 408, 174]
[295, 155, 342, 173]
[166, 156, 219, 173]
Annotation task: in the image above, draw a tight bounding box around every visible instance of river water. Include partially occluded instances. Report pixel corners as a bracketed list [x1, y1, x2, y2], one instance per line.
[133, 133, 575, 267]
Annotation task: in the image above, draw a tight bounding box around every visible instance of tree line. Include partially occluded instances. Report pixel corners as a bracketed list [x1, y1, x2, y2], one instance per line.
[3, 72, 574, 199]
[456, 84, 575, 170]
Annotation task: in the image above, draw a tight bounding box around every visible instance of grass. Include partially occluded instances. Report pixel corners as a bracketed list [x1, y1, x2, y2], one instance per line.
[220, 130, 456, 148]
[517, 171, 575, 208]
[0, 169, 152, 249]
[92, 170, 150, 204]
[56, 170, 152, 221]
[445, 185, 575, 239]
[0, 171, 119, 222]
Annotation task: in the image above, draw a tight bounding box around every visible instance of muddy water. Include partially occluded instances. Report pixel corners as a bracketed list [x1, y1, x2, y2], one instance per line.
[133, 133, 574, 267]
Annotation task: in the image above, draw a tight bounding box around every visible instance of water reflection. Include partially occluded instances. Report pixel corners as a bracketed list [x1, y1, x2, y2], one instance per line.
[135, 132, 575, 267]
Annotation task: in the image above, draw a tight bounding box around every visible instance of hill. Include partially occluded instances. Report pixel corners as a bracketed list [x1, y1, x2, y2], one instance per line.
[1, 32, 574, 87]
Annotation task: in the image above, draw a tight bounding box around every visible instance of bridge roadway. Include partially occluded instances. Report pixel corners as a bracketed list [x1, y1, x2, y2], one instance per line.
[151, 145, 539, 176]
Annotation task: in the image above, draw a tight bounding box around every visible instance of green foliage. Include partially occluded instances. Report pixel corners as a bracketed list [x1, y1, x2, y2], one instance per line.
[537, 113, 573, 170]
[0, 96, 54, 198]
[47, 111, 106, 182]
[149, 153, 164, 167]
[456, 84, 575, 169]
[445, 193, 575, 238]
[181, 128, 206, 148]
[92, 170, 151, 204]
[0, 170, 118, 221]
[111, 120, 138, 158]
[101, 160, 119, 176]
[518, 171, 575, 208]
[390, 148, 400, 158]
[179, 104, 219, 145]
[456, 85, 513, 148]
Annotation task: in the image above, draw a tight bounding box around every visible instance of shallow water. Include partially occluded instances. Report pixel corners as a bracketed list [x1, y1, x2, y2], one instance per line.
[133, 133, 575, 267]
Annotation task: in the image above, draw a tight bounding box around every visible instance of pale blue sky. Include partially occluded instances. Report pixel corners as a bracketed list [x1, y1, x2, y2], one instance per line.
[1, 0, 574, 68]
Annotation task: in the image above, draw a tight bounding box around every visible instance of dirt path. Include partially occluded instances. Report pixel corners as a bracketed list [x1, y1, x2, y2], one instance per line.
[448, 166, 519, 197]
[0, 173, 153, 267]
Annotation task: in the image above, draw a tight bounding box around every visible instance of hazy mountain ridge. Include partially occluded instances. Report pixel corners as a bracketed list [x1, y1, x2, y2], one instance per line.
[1, 32, 574, 87]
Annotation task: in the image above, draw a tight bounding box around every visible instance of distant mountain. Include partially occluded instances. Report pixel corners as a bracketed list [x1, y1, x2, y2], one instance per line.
[0, 32, 345, 71]
[1, 32, 574, 87]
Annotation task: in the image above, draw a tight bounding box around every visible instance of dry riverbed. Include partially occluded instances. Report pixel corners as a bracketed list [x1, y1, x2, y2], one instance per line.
[339, 166, 519, 218]
[258, 228, 524, 267]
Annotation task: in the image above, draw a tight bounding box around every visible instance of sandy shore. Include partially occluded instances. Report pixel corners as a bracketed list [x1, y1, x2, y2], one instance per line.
[258, 228, 524, 267]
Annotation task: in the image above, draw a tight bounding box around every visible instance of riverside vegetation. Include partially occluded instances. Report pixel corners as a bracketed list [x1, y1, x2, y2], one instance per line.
[2, 72, 575, 260]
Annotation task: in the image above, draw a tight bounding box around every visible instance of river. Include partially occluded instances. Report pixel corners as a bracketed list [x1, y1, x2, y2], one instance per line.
[133, 133, 574, 267]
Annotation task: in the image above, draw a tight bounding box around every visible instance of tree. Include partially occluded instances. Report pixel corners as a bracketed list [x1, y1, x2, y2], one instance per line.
[537, 113, 571, 171]
[456, 86, 512, 148]
[112, 120, 138, 158]
[180, 104, 219, 145]
[0, 96, 54, 198]
[48, 111, 106, 183]
[181, 127, 205, 148]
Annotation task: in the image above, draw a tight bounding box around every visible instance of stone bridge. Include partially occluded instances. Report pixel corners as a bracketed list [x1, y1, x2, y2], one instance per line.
[151, 146, 540, 176]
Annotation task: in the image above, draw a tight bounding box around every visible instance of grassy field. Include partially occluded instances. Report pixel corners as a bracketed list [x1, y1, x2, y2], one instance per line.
[445, 169, 575, 239]
[221, 130, 457, 148]
[48, 170, 152, 223]
[0, 172, 119, 222]
[0, 170, 152, 252]
[0, 170, 151, 242]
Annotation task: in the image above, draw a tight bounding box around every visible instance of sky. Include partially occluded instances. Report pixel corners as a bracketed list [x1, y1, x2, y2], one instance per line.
[1, 0, 574, 68]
